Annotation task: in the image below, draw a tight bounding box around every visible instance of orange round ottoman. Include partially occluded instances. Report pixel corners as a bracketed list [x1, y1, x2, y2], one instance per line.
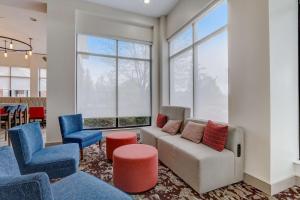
[106, 132, 137, 160]
[113, 144, 158, 193]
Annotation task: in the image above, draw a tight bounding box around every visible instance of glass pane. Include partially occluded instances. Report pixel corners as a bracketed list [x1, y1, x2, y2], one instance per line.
[118, 41, 150, 59]
[11, 77, 30, 90]
[118, 59, 151, 117]
[11, 67, 30, 77]
[170, 26, 193, 56]
[195, 31, 228, 122]
[170, 49, 193, 113]
[195, 1, 227, 41]
[77, 34, 116, 56]
[0, 77, 10, 89]
[84, 118, 116, 129]
[118, 117, 150, 127]
[0, 66, 10, 76]
[0, 89, 9, 97]
[40, 78, 46, 91]
[77, 54, 116, 119]
[40, 68, 47, 78]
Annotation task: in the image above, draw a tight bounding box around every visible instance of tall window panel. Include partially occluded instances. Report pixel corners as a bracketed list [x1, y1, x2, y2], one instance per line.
[0, 66, 30, 97]
[77, 54, 117, 127]
[39, 68, 47, 97]
[169, 0, 228, 122]
[195, 31, 228, 122]
[77, 34, 151, 129]
[170, 49, 194, 113]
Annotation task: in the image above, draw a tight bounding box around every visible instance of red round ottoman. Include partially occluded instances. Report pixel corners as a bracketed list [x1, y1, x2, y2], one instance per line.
[106, 132, 137, 160]
[113, 144, 158, 193]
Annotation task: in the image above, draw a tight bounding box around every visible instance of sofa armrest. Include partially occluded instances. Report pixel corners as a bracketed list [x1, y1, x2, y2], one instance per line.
[0, 173, 53, 200]
[225, 127, 244, 158]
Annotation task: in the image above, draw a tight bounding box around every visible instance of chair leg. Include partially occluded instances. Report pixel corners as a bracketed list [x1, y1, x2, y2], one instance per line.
[80, 149, 83, 160]
[98, 141, 102, 150]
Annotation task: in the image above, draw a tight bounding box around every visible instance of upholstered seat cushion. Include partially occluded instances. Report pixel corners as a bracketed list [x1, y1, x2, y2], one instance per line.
[158, 135, 235, 193]
[63, 130, 102, 149]
[140, 126, 170, 147]
[24, 143, 79, 179]
[52, 171, 132, 200]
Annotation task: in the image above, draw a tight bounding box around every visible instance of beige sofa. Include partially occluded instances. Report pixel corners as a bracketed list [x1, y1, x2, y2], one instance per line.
[140, 106, 244, 194]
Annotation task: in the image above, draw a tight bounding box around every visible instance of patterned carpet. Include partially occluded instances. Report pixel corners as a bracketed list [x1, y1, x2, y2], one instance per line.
[80, 144, 300, 200]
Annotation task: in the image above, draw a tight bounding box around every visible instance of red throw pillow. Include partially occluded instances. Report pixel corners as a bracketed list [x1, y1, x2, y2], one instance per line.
[202, 120, 228, 152]
[156, 113, 168, 128]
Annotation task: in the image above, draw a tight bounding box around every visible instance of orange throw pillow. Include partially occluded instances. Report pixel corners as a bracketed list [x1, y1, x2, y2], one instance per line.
[202, 120, 228, 151]
[161, 120, 182, 135]
[181, 121, 205, 143]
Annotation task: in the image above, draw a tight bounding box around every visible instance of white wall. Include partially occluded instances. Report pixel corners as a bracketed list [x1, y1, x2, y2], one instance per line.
[228, 0, 271, 184]
[47, 0, 159, 143]
[166, 0, 212, 38]
[269, 0, 298, 187]
[0, 52, 47, 97]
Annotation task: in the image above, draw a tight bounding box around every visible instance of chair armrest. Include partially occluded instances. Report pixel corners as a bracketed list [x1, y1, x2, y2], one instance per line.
[0, 173, 53, 200]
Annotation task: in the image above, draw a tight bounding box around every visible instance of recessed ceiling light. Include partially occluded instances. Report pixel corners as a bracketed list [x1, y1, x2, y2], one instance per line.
[144, 0, 150, 4]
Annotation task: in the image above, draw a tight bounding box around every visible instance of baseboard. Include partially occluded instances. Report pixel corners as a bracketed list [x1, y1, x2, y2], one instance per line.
[271, 176, 296, 195]
[244, 173, 298, 196]
[295, 176, 300, 186]
[244, 173, 271, 195]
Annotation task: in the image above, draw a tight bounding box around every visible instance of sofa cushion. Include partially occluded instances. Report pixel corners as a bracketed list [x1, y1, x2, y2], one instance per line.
[181, 121, 205, 143]
[59, 114, 83, 137]
[26, 143, 79, 179]
[156, 113, 168, 128]
[161, 120, 182, 135]
[64, 130, 101, 143]
[158, 135, 234, 193]
[9, 122, 43, 164]
[140, 126, 170, 147]
[52, 171, 131, 200]
[202, 120, 228, 152]
[160, 106, 191, 121]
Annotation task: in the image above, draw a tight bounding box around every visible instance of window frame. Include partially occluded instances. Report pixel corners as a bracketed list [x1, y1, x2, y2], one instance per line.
[168, 0, 228, 121]
[76, 34, 152, 130]
[0, 66, 31, 97]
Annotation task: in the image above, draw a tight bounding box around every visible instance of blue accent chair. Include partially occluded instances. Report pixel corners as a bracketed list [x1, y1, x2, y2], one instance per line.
[8, 122, 79, 179]
[58, 114, 102, 159]
[0, 146, 132, 200]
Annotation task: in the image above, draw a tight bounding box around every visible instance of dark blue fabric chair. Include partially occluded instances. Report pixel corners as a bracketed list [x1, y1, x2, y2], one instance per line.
[58, 114, 102, 159]
[0, 146, 132, 200]
[8, 122, 79, 179]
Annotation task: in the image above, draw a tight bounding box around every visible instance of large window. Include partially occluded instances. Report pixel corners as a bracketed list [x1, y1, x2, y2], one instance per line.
[77, 35, 151, 129]
[169, 0, 228, 122]
[0, 66, 30, 97]
[39, 68, 47, 97]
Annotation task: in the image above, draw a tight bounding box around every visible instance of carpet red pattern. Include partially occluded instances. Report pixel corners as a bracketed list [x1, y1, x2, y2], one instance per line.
[80, 144, 299, 200]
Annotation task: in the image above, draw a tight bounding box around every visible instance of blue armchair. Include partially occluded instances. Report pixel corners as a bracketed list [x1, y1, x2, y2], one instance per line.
[0, 146, 132, 200]
[8, 122, 79, 179]
[58, 114, 102, 159]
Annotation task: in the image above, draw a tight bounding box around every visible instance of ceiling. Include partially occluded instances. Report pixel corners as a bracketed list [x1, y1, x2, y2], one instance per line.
[0, 0, 47, 54]
[84, 0, 179, 17]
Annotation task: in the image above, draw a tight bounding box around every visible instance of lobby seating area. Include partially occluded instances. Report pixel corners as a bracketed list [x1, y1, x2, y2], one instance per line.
[0, 0, 298, 199]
